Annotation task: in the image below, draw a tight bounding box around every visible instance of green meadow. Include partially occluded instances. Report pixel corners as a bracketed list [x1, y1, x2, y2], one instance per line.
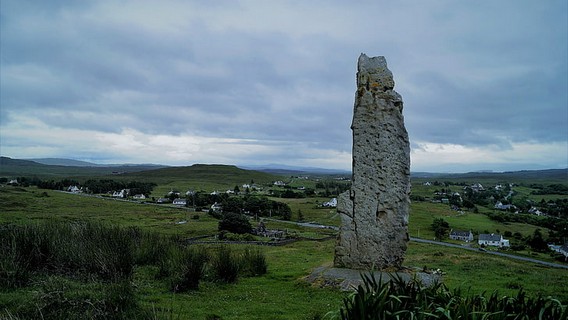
[1, 167, 567, 319]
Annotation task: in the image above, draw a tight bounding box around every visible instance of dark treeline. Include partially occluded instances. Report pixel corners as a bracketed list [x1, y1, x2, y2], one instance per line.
[218, 195, 291, 220]
[486, 211, 568, 238]
[530, 183, 568, 195]
[32, 178, 157, 196]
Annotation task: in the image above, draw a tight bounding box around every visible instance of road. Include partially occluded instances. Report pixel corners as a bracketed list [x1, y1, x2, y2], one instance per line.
[410, 237, 568, 270]
[265, 217, 568, 269]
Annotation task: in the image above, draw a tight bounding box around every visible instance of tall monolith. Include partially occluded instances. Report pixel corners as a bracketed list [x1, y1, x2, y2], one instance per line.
[334, 54, 410, 270]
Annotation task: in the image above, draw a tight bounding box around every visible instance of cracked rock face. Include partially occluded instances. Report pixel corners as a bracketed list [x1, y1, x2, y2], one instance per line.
[334, 54, 410, 270]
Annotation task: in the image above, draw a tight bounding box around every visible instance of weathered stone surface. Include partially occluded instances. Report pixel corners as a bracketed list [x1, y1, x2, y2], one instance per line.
[334, 54, 410, 270]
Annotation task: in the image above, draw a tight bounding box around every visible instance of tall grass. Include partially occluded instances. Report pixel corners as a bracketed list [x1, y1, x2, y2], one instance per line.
[169, 246, 209, 292]
[240, 246, 268, 276]
[338, 273, 567, 320]
[0, 221, 269, 318]
[0, 222, 134, 282]
[211, 245, 240, 283]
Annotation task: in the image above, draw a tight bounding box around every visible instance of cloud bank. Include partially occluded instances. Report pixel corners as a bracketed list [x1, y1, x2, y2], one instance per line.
[1, 0, 566, 172]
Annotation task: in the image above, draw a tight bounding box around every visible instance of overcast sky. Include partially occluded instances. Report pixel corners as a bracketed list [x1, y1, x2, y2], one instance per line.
[1, 0, 567, 172]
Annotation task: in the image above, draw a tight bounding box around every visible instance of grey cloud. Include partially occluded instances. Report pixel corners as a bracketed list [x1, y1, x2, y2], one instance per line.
[1, 0, 566, 171]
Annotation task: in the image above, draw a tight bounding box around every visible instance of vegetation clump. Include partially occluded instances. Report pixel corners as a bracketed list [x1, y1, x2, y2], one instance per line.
[0, 221, 269, 318]
[338, 273, 566, 320]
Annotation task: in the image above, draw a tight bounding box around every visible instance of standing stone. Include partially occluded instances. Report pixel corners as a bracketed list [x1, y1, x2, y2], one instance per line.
[334, 54, 410, 270]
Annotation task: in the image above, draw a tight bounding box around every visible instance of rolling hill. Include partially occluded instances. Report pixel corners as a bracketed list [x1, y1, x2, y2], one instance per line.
[0, 157, 167, 178]
[123, 163, 279, 185]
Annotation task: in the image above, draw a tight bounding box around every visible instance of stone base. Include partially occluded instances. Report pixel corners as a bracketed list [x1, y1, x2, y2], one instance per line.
[304, 265, 441, 291]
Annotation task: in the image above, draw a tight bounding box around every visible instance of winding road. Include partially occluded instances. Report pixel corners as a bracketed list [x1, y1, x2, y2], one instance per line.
[267, 217, 568, 270]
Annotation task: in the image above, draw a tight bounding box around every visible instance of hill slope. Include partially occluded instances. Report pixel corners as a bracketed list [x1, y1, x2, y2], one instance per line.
[0, 157, 165, 178]
[124, 164, 278, 185]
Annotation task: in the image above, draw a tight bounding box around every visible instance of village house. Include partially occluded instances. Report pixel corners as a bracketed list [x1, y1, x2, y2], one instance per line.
[112, 189, 130, 198]
[167, 190, 181, 197]
[172, 198, 187, 206]
[322, 198, 337, 208]
[528, 207, 544, 216]
[273, 181, 286, 186]
[478, 233, 510, 248]
[549, 243, 568, 261]
[449, 229, 474, 242]
[67, 185, 81, 193]
[133, 194, 146, 200]
[465, 183, 485, 192]
[157, 198, 170, 204]
[494, 201, 517, 211]
[211, 202, 222, 212]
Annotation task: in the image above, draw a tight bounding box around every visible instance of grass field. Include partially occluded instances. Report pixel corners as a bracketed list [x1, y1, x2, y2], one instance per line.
[1, 182, 567, 318]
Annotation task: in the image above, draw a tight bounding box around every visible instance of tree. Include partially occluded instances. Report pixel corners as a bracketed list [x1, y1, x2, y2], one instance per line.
[222, 197, 244, 214]
[431, 218, 450, 240]
[297, 209, 304, 222]
[528, 229, 548, 252]
[218, 213, 253, 235]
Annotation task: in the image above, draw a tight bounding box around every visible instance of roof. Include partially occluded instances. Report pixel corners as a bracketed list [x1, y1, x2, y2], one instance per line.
[450, 230, 471, 237]
[479, 233, 502, 241]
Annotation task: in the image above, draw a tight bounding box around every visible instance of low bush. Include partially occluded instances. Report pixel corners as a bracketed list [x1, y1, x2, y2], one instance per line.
[169, 246, 209, 292]
[211, 245, 240, 283]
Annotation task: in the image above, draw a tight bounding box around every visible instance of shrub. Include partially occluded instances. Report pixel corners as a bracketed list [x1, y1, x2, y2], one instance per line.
[211, 246, 240, 283]
[218, 212, 252, 235]
[169, 246, 209, 292]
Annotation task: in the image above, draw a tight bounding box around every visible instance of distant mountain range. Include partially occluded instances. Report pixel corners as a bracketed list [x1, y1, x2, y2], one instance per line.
[29, 158, 166, 168]
[1, 156, 566, 182]
[0, 156, 168, 177]
[240, 164, 350, 175]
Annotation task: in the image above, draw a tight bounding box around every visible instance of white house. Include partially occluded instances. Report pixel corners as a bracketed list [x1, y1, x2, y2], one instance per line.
[157, 198, 170, 204]
[112, 189, 129, 198]
[322, 198, 337, 208]
[478, 233, 510, 247]
[211, 202, 222, 212]
[167, 190, 181, 197]
[67, 186, 81, 193]
[173, 198, 187, 206]
[528, 207, 544, 216]
[449, 229, 474, 242]
[133, 194, 146, 200]
[494, 201, 516, 211]
[549, 244, 568, 260]
[466, 183, 485, 192]
[273, 181, 286, 186]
